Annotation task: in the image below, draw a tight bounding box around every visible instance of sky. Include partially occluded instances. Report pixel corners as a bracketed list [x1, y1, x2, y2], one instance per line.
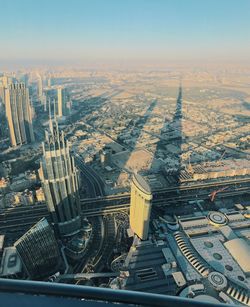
[0, 0, 250, 67]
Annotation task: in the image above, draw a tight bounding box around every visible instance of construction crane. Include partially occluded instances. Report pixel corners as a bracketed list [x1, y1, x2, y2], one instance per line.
[209, 186, 229, 202]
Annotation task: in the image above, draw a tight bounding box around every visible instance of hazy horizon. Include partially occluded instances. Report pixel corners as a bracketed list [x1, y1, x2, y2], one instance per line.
[1, 0, 250, 69]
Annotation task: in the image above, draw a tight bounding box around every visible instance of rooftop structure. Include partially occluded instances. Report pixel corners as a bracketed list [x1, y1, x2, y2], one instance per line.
[118, 205, 250, 306]
[0, 247, 22, 277]
[179, 159, 250, 183]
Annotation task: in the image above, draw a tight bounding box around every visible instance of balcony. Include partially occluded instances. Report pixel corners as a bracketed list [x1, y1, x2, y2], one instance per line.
[0, 278, 235, 307]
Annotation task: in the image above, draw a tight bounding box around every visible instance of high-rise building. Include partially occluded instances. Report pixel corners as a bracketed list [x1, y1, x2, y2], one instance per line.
[14, 218, 61, 279]
[5, 83, 35, 147]
[47, 76, 53, 88]
[57, 87, 70, 117]
[44, 88, 56, 112]
[39, 119, 81, 237]
[37, 75, 43, 101]
[20, 73, 29, 87]
[129, 174, 153, 240]
[0, 76, 12, 104]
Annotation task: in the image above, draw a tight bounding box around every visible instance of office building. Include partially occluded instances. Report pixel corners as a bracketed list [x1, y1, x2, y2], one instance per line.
[20, 74, 29, 87]
[57, 87, 70, 117]
[44, 88, 56, 112]
[5, 83, 35, 147]
[129, 174, 153, 240]
[0, 76, 12, 104]
[14, 218, 60, 279]
[39, 118, 81, 237]
[37, 75, 43, 101]
[47, 76, 54, 87]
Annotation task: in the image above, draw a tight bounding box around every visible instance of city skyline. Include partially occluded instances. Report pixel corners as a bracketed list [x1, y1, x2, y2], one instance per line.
[1, 2, 250, 306]
[0, 0, 250, 68]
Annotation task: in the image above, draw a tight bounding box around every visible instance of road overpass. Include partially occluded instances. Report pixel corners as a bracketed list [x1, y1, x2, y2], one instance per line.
[1, 177, 250, 232]
[80, 186, 250, 216]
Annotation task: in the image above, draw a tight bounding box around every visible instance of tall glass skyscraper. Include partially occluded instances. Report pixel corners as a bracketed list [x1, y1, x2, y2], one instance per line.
[39, 119, 81, 237]
[14, 218, 60, 279]
[57, 87, 70, 117]
[5, 83, 35, 147]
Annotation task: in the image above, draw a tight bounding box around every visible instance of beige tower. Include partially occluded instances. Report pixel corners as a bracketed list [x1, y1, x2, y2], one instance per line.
[130, 174, 153, 240]
[5, 83, 35, 147]
[57, 87, 69, 117]
[37, 75, 43, 101]
[0, 76, 12, 104]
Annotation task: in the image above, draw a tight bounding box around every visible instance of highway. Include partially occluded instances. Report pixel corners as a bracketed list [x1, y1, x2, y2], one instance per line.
[74, 155, 105, 197]
[80, 186, 250, 216]
[156, 176, 250, 193]
[0, 205, 49, 235]
[1, 184, 249, 233]
[1, 175, 250, 235]
[80, 175, 250, 208]
[91, 215, 116, 270]
[73, 155, 114, 277]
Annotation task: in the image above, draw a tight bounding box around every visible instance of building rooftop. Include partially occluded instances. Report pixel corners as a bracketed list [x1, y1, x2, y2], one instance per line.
[0, 278, 234, 307]
[0, 247, 22, 277]
[118, 206, 250, 305]
[133, 174, 152, 195]
[224, 238, 250, 274]
[122, 240, 177, 295]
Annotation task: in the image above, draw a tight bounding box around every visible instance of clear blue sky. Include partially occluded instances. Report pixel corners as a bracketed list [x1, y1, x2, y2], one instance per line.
[0, 0, 250, 66]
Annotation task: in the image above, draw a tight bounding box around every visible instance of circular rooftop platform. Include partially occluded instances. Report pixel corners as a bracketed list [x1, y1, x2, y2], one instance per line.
[208, 272, 227, 291]
[208, 211, 227, 226]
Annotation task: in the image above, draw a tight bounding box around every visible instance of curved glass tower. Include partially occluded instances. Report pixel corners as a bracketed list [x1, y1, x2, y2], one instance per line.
[14, 218, 60, 279]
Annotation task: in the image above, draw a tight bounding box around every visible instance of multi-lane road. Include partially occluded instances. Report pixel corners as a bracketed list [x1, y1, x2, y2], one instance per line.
[74, 155, 105, 198]
[3, 166, 249, 231]
[1, 177, 250, 234]
[0, 205, 49, 238]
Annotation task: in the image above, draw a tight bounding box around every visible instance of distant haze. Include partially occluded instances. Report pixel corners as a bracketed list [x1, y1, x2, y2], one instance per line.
[1, 0, 250, 68]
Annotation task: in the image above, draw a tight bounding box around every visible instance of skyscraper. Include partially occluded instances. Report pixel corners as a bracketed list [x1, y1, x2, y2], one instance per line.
[129, 174, 153, 240]
[39, 119, 81, 237]
[5, 83, 35, 147]
[57, 87, 70, 117]
[0, 76, 12, 104]
[47, 76, 53, 87]
[20, 73, 29, 87]
[14, 218, 61, 279]
[37, 74, 43, 101]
